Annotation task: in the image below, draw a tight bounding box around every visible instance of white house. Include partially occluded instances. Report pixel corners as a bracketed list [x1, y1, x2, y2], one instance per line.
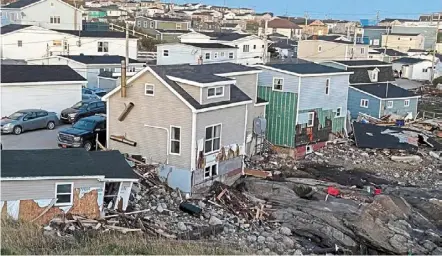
[0, 24, 138, 60]
[392, 57, 434, 81]
[179, 31, 266, 65]
[1, 0, 83, 30]
[223, 11, 236, 20]
[27, 55, 145, 88]
[0, 64, 86, 117]
[141, 7, 165, 17]
[156, 42, 238, 65]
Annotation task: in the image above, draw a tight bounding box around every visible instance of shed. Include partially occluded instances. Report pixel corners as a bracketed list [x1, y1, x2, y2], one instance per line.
[392, 57, 433, 81]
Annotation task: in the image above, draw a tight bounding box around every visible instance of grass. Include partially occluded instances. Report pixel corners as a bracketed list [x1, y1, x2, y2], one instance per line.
[1, 219, 247, 255]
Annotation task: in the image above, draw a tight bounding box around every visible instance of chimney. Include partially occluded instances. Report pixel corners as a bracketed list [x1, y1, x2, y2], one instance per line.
[121, 60, 127, 97]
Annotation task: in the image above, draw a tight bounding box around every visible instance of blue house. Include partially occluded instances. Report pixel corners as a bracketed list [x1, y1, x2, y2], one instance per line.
[256, 63, 352, 157]
[321, 60, 420, 119]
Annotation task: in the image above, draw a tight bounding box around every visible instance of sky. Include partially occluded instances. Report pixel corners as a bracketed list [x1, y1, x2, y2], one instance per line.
[173, 0, 442, 21]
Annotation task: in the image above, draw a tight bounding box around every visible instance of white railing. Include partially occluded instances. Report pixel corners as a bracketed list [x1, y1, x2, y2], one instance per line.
[137, 51, 157, 62]
[109, 23, 155, 39]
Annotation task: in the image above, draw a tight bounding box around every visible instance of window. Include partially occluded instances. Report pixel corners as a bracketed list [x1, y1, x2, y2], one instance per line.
[163, 49, 169, 56]
[150, 21, 155, 28]
[410, 38, 412, 41]
[145, 84, 154, 96]
[205, 52, 211, 60]
[214, 52, 218, 59]
[325, 78, 330, 95]
[104, 182, 121, 206]
[143, 21, 148, 27]
[361, 48, 365, 54]
[404, 99, 410, 107]
[253, 45, 256, 49]
[170, 126, 180, 155]
[243, 45, 250, 52]
[98, 42, 109, 52]
[63, 41, 68, 50]
[17, 40, 22, 47]
[137, 20, 141, 26]
[204, 163, 218, 179]
[207, 86, 223, 98]
[272, 77, 283, 91]
[176, 23, 182, 29]
[423, 68, 428, 72]
[205, 124, 221, 153]
[387, 101, 393, 108]
[55, 183, 73, 205]
[128, 66, 136, 72]
[318, 45, 322, 52]
[371, 69, 379, 82]
[262, 44, 264, 48]
[307, 112, 315, 127]
[360, 99, 369, 108]
[53, 40, 62, 46]
[220, 52, 225, 57]
[50, 16, 60, 24]
[36, 111, 48, 117]
[398, 37, 401, 40]
[228, 52, 234, 59]
[336, 107, 342, 117]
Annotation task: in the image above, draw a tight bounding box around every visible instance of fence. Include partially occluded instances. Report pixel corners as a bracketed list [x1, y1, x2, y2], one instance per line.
[137, 51, 157, 62]
[109, 23, 155, 39]
[419, 110, 442, 119]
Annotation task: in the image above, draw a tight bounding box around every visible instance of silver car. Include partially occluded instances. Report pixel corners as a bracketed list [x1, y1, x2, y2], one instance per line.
[1, 109, 59, 135]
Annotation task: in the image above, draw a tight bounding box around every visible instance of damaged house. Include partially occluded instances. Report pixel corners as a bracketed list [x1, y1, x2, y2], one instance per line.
[102, 63, 267, 194]
[322, 60, 420, 119]
[0, 149, 138, 224]
[256, 63, 353, 158]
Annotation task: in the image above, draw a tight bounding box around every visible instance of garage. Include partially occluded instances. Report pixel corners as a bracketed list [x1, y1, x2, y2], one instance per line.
[1, 65, 86, 117]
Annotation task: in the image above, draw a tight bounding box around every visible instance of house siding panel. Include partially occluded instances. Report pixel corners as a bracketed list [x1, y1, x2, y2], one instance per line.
[156, 44, 197, 65]
[201, 85, 231, 105]
[380, 98, 418, 117]
[348, 87, 381, 118]
[257, 69, 299, 93]
[1, 179, 102, 201]
[107, 71, 193, 169]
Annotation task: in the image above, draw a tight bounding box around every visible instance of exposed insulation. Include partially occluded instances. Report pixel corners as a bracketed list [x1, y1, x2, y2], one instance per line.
[1, 202, 7, 219]
[7, 200, 20, 220]
[19, 200, 63, 224]
[67, 189, 100, 218]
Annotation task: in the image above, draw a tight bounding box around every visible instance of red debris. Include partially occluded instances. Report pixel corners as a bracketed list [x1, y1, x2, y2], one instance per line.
[327, 186, 340, 196]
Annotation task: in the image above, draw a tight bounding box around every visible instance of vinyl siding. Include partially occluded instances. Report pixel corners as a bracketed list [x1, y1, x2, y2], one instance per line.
[107, 71, 193, 169]
[380, 98, 418, 117]
[391, 26, 436, 49]
[97, 77, 118, 90]
[177, 82, 200, 102]
[348, 87, 381, 119]
[160, 33, 183, 43]
[257, 69, 300, 93]
[1, 179, 102, 201]
[22, 0, 82, 30]
[156, 44, 198, 65]
[201, 85, 231, 105]
[157, 21, 189, 30]
[227, 74, 259, 101]
[298, 40, 368, 61]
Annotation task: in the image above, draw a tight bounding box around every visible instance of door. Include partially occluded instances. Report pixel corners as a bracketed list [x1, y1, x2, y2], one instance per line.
[22, 112, 39, 131]
[35, 111, 49, 129]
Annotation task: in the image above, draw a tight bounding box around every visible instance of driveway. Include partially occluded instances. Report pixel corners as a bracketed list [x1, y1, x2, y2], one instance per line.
[395, 79, 424, 90]
[1, 124, 70, 150]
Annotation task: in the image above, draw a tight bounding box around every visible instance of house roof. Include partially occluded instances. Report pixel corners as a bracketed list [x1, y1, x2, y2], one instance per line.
[346, 66, 395, 84]
[380, 18, 418, 23]
[408, 49, 427, 52]
[0, 24, 32, 34]
[3, 0, 40, 8]
[333, 60, 391, 67]
[363, 26, 389, 29]
[60, 55, 142, 64]
[272, 40, 296, 49]
[53, 29, 136, 38]
[266, 63, 349, 75]
[156, 29, 190, 34]
[183, 42, 237, 49]
[199, 31, 250, 41]
[268, 32, 287, 38]
[307, 35, 365, 45]
[1, 149, 138, 179]
[147, 16, 186, 22]
[1, 65, 86, 83]
[150, 63, 258, 109]
[266, 18, 300, 29]
[351, 83, 417, 99]
[372, 48, 408, 57]
[221, 23, 239, 28]
[386, 33, 421, 36]
[392, 57, 429, 64]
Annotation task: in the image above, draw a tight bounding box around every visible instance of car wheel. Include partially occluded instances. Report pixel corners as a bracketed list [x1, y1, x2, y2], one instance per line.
[47, 121, 56, 130]
[13, 126, 22, 135]
[83, 141, 93, 151]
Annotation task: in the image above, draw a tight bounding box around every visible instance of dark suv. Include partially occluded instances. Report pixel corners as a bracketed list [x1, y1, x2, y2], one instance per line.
[60, 100, 106, 124]
[57, 115, 106, 151]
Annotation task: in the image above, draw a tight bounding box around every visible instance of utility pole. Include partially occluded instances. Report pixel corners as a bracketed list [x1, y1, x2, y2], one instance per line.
[376, 10, 380, 24]
[431, 12, 441, 82]
[263, 19, 268, 64]
[121, 60, 127, 97]
[125, 22, 129, 72]
[383, 26, 390, 56]
[304, 12, 309, 39]
[351, 25, 357, 59]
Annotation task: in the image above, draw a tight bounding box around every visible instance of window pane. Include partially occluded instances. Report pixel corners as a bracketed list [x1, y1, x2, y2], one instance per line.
[214, 125, 221, 137]
[171, 141, 180, 154]
[172, 127, 180, 140]
[205, 140, 212, 153]
[57, 184, 71, 193]
[215, 87, 223, 95]
[205, 127, 212, 139]
[208, 88, 215, 97]
[204, 167, 211, 177]
[213, 138, 220, 150]
[211, 165, 217, 176]
[57, 194, 71, 203]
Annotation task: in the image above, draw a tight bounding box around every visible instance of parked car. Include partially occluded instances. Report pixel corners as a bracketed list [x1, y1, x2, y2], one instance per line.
[57, 115, 106, 151]
[83, 88, 108, 101]
[60, 100, 106, 124]
[1, 109, 59, 135]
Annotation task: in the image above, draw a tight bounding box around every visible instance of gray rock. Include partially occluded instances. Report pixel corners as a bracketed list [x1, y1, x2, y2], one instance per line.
[209, 216, 222, 226]
[282, 236, 295, 249]
[263, 248, 271, 254]
[360, 152, 369, 157]
[293, 249, 303, 255]
[266, 236, 275, 243]
[161, 202, 168, 210]
[422, 240, 437, 251]
[280, 226, 292, 236]
[261, 231, 272, 238]
[257, 235, 266, 244]
[203, 212, 211, 219]
[177, 222, 187, 231]
[275, 242, 286, 254]
[156, 205, 164, 213]
[198, 201, 206, 208]
[247, 235, 257, 243]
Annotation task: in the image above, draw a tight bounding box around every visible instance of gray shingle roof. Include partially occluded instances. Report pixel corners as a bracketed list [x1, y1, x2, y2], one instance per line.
[183, 42, 236, 49]
[0, 24, 32, 34]
[333, 60, 391, 66]
[351, 83, 417, 98]
[372, 48, 408, 57]
[267, 63, 348, 74]
[61, 55, 142, 64]
[54, 29, 136, 38]
[3, 0, 40, 8]
[199, 32, 250, 41]
[1, 149, 138, 179]
[387, 33, 421, 36]
[1, 65, 86, 83]
[392, 57, 429, 64]
[347, 67, 395, 84]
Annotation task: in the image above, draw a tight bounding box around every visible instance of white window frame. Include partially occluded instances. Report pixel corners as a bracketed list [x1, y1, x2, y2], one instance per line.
[228, 52, 234, 59]
[50, 16, 60, 24]
[243, 44, 250, 52]
[17, 40, 22, 47]
[318, 45, 322, 52]
[143, 20, 148, 27]
[214, 52, 218, 59]
[97, 41, 109, 52]
[144, 83, 154, 96]
[137, 20, 141, 26]
[307, 112, 315, 127]
[272, 77, 284, 91]
[325, 78, 330, 95]
[170, 125, 181, 155]
[404, 99, 410, 107]
[387, 100, 394, 109]
[176, 23, 182, 29]
[204, 124, 222, 154]
[55, 182, 74, 206]
[207, 86, 224, 98]
[163, 49, 169, 57]
[360, 99, 369, 108]
[336, 107, 342, 117]
[361, 47, 365, 54]
[422, 68, 428, 72]
[371, 70, 378, 82]
[204, 162, 218, 179]
[220, 52, 225, 57]
[150, 21, 155, 28]
[205, 52, 211, 60]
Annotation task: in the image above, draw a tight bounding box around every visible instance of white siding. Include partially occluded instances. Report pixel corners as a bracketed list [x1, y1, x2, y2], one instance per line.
[156, 44, 238, 65]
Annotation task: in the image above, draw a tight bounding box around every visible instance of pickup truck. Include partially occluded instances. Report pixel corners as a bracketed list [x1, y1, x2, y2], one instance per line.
[57, 115, 106, 151]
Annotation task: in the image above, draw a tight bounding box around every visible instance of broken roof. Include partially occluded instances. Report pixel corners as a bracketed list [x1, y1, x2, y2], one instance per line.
[1, 65, 86, 83]
[351, 83, 418, 99]
[1, 149, 138, 179]
[392, 57, 430, 65]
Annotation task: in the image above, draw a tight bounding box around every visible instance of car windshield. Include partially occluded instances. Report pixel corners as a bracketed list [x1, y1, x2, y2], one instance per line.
[8, 112, 26, 120]
[72, 120, 95, 131]
[95, 92, 107, 97]
[71, 101, 88, 109]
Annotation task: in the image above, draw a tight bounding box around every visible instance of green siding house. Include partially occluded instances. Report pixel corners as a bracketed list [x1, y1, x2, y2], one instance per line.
[135, 16, 191, 42]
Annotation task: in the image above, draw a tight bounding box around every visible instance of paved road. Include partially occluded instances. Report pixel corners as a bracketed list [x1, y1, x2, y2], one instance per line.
[1, 124, 70, 150]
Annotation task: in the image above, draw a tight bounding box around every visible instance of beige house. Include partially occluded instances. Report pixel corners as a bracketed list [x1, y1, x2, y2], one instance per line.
[297, 35, 369, 61]
[258, 18, 302, 39]
[102, 63, 267, 193]
[381, 33, 425, 52]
